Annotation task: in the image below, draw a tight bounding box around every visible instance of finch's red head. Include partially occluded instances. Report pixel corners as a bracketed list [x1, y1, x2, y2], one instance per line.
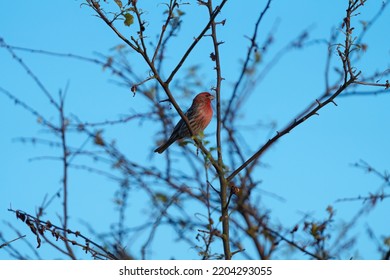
[193, 92, 214, 105]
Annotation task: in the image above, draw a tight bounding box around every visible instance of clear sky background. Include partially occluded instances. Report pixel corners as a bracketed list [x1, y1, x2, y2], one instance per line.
[0, 0, 389, 259]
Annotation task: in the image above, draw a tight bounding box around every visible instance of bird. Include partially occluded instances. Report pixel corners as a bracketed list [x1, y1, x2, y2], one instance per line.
[154, 92, 214, 154]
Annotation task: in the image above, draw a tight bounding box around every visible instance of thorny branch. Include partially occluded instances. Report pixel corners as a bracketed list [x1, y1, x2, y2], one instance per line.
[9, 209, 118, 259]
[227, 76, 357, 182]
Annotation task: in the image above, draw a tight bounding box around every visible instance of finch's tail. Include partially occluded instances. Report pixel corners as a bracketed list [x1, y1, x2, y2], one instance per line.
[154, 138, 175, 154]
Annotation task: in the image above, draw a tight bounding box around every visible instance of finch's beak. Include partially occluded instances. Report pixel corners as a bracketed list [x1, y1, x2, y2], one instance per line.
[209, 95, 215, 101]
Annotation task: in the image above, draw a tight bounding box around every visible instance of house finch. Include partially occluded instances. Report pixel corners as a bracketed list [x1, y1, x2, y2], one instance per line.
[154, 92, 214, 154]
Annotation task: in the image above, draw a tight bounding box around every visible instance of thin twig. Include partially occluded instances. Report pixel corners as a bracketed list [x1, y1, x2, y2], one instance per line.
[223, 0, 273, 123]
[0, 235, 26, 249]
[165, 0, 228, 84]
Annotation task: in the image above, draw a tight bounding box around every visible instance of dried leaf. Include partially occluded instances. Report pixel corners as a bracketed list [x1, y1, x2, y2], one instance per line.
[16, 211, 26, 222]
[155, 192, 168, 203]
[114, 0, 123, 9]
[254, 50, 261, 63]
[94, 131, 105, 146]
[46, 220, 52, 229]
[124, 13, 134, 26]
[36, 235, 41, 248]
[131, 85, 137, 95]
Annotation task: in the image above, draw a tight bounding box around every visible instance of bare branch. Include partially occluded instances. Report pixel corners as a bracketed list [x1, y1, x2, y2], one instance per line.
[0, 235, 26, 249]
[227, 76, 357, 182]
[223, 0, 273, 123]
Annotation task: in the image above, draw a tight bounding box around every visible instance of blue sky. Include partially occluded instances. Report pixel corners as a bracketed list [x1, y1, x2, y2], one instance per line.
[1, 0, 389, 259]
